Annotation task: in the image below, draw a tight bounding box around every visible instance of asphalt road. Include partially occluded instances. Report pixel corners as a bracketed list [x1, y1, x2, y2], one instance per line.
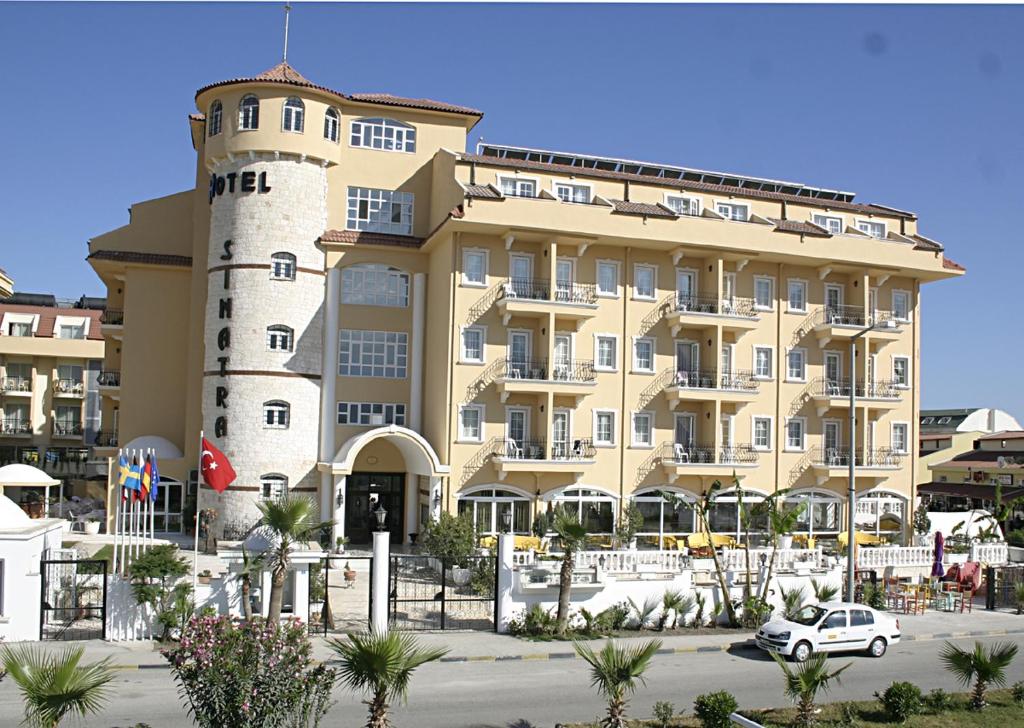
[1, 634, 1022, 728]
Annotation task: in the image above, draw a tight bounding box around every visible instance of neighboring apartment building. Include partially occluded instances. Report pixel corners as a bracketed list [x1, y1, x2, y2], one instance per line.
[0, 292, 105, 511]
[919, 407, 1021, 492]
[925, 431, 1024, 512]
[0, 269, 12, 299]
[86, 60, 963, 546]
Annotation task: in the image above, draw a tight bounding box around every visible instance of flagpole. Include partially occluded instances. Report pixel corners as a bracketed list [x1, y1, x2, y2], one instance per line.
[193, 430, 204, 595]
[148, 447, 155, 548]
[119, 452, 128, 574]
[131, 449, 139, 561]
[110, 455, 119, 577]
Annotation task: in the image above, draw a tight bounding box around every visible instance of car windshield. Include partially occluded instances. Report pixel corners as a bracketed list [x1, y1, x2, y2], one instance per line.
[790, 605, 827, 626]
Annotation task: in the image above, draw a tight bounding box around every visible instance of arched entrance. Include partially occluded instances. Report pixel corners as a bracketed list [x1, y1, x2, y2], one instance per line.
[321, 425, 448, 546]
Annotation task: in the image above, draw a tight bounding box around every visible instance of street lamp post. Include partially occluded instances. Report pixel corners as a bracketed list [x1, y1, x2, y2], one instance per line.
[845, 317, 898, 601]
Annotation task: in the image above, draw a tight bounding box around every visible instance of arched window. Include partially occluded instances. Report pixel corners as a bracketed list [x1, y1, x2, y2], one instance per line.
[785, 490, 841, 538]
[856, 490, 906, 540]
[632, 489, 697, 549]
[350, 117, 416, 152]
[239, 94, 260, 130]
[457, 488, 531, 536]
[707, 488, 768, 542]
[263, 401, 290, 429]
[270, 252, 296, 281]
[283, 97, 305, 133]
[208, 100, 223, 137]
[341, 264, 409, 307]
[266, 325, 294, 352]
[324, 107, 340, 142]
[547, 488, 615, 535]
[260, 473, 287, 501]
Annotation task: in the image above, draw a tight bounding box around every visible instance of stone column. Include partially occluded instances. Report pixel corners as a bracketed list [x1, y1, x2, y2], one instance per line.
[371, 531, 391, 633]
[496, 533, 515, 633]
[409, 273, 426, 432]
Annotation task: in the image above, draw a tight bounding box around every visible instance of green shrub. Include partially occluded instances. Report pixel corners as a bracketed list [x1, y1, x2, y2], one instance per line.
[128, 544, 191, 641]
[1007, 530, 1024, 547]
[876, 681, 922, 723]
[419, 512, 477, 566]
[652, 700, 676, 727]
[507, 604, 557, 637]
[693, 691, 737, 728]
[924, 687, 955, 712]
[1013, 681, 1024, 705]
[859, 583, 887, 611]
[469, 551, 495, 597]
[596, 601, 631, 631]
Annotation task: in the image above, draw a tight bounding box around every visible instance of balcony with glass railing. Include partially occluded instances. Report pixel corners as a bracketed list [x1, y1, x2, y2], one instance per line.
[53, 378, 85, 397]
[660, 441, 759, 478]
[665, 293, 759, 335]
[496, 278, 599, 324]
[494, 357, 596, 401]
[812, 305, 902, 346]
[810, 377, 902, 415]
[663, 368, 759, 405]
[1, 377, 32, 395]
[0, 418, 32, 437]
[491, 437, 597, 476]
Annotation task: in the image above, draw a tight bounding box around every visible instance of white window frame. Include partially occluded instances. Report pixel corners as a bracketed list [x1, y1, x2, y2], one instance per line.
[552, 181, 592, 204]
[346, 187, 414, 236]
[856, 219, 887, 238]
[238, 94, 259, 131]
[461, 247, 489, 288]
[892, 355, 910, 389]
[892, 289, 911, 322]
[338, 329, 409, 379]
[270, 252, 297, 281]
[282, 96, 305, 133]
[785, 416, 807, 452]
[341, 264, 410, 307]
[497, 175, 539, 198]
[324, 107, 340, 142]
[53, 316, 89, 340]
[631, 411, 654, 449]
[349, 117, 416, 153]
[891, 422, 909, 454]
[594, 334, 619, 372]
[337, 402, 407, 427]
[504, 406, 531, 443]
[752, 416, 773, 451]
[786, 347, 807, 383]
[753, 276, 775, 311]
[263, 401, 290, 429]
[460, 325, 486, 364]
[458, 404, 485, 443]
[208, 100, 223, 137]
[664, 194, 701, 217]
[266, 325, 294, 352]
[632, 337, 655, 374]
[1, 313, 39, 337]
[593, 409, 617, 447]
[786, 278, 808, 313]
[716, 201, 749, 221]
[753, 345, 774, 380]
[633, 263, 657, 301]
[812, 214, 844, 235]
[260, 474, 287, 501]
[596, 260, 620, 298]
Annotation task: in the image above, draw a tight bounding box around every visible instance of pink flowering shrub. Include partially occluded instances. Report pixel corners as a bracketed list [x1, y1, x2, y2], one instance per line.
[163, 616, 334, 728]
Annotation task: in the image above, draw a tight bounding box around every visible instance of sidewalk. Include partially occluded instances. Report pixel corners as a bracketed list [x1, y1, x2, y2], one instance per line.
[66, 606, 1024, 670]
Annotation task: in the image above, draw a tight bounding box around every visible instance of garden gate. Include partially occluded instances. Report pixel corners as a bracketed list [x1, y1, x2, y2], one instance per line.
[985, 564, 1024, 610]
[388, 554, 497, 631]
[308, 555, 373, 635]
[40, 558, 107, 641]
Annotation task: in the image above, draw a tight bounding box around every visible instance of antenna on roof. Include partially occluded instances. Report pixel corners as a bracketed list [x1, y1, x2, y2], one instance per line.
[282, 3, 292, 63]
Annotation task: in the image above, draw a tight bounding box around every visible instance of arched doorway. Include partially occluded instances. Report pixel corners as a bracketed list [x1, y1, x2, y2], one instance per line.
[323, 425, 448, 546]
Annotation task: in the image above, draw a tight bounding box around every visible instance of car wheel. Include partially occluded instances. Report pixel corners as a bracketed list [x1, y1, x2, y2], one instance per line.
[791, 641, 812, 663]
[868, 637, 887, 658]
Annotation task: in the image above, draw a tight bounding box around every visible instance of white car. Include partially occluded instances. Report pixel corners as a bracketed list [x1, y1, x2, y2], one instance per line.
[756, 601, 901, 663]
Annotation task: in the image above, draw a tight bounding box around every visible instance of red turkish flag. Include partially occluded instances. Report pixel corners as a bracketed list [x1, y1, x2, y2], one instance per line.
[200, 437, 237, 493]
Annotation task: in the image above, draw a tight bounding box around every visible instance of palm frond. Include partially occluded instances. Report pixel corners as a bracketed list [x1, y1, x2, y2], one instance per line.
[1, 645, 114, 727]
[772, 652, 849, 703]
[573, 639, 662, 700]
[329, 631, 447, 705]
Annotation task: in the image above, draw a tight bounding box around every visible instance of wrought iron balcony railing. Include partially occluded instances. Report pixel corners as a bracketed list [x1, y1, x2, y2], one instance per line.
[500, 278, 598, 305]
[661, 442, 759, 466]
[502, 357, 596, 383]
[93, 431, 119, 447]
[52, 422, 84, 437]
[666, 368, 759, 392]
[0, 418, 31, 435]
[813, 378, 902, 400]
[494, 438, 596, 462]
[100, 309, 124, 326]
[97, 370, 121, 387]
[673, 293, 757, 318]
[0, 377, 31, 393]
[53, 379, 84, 395]
[814, 305, 897, 329]
[811, 446, 904, 468]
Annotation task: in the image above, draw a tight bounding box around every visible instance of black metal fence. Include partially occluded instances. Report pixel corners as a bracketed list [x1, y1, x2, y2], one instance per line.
[985, 564, 1024, 610]
[308, 555, 373, 635]
[40, 559, 107, 641]
[389, 554, 497, 631]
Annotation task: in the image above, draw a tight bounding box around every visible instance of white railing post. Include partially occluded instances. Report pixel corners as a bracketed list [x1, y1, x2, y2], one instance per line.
[371, 531, 390, 634]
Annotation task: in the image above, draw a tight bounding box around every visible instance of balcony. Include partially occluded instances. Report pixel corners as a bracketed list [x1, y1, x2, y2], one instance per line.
[0, 418, 32, 437]
[808, 446, 903, 485]
[491, 437, 596, 479]
[97, 370, 121, 400]
[495, 278, 599, 325]
[812, 306, 902, 347]
[660, 442, 759, 481]
[42, 448, 90, 477]
[52, 422, 84, 439]
[1, 377, 31, 396]
[100, 309, 124, 326]
[53, 379, 85, 398]
[665, 294, 760, 336]
[93, 431, 119, 448]
[809, 378, 903, 416]
[494, 358, 596, 403]
[663, 368, 759, 407]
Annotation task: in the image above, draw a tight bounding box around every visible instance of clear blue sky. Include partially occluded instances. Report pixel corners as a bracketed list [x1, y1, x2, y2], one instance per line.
[2, 3, 1022, 419]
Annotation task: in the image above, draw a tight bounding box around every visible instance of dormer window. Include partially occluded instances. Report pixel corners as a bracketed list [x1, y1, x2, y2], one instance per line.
[716, 202, 749, 221]
[208, 100, 223, 137]
[554, 182, 591, 204]
[324, 107, 340, 142]
[666, 195, 700, 216]
[499, 177, 536, 198]
[283, 97, 304, 133]
[350, 118, 416, 152]
[239, 95, 260, 130]
[812, 214, 843, 235]
[857, 220, 886, 238]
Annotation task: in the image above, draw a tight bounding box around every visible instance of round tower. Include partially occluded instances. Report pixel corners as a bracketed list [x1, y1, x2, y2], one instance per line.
[195, 63, 341, 533]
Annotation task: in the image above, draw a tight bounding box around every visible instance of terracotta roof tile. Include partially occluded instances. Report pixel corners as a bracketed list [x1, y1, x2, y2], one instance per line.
[770, 218, 831, 237]
[319, 230, 424, 248]
[0, 302, 103, 340]
[609, 199, 677, 218]
[348, 93, 482, 117]
[88, 250, 193, 267]
[943, 257, 966, 272]
[189, 113, 205, 122]
[465, 184, 502, 199]
[911, 233, 944, 252]
[255, 61, 315, 85]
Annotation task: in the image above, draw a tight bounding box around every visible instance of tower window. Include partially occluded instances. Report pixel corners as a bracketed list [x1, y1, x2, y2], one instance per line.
[239, 95, 260, 131]
[324, 107, 340, 142]
[208, 100, 223, 137]
[283, 97, 304, 133]
[350, 118, 416, 153]
[270, 252, 297, 281]
[260, 473, 287, 501]
[267, 325, 294, 352]
[263, 401, 290, 429]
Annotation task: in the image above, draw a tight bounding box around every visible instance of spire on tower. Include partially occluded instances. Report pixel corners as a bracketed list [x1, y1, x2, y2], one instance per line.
[283, 3, 292, 63]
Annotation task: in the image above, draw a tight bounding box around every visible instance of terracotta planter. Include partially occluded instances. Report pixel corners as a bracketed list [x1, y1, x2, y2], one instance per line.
[344, 569, 357, 583]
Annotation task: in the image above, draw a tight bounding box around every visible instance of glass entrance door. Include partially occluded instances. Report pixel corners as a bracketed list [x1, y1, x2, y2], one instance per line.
[345, 473, 406, 545]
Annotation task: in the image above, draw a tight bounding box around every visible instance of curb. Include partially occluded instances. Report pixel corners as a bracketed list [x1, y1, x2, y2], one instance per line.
[102, 627, 1024, 671]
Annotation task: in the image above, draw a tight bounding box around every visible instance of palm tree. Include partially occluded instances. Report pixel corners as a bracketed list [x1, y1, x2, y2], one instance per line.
[659, 589, 691, 630]
[256, 496, 330, 622]
[779, 584, 807, 621]
[1, 645, 114, 728]
[811, 577, 839, 604]
[771, 652, 850, 728]
[573, 639, 662, 728]
[234, 546, 265, 621]
[552, 506, 590, 635]
[940, 640, 1019, 710]
[628, 596, 659, 630]
[329, 631, 447, 728]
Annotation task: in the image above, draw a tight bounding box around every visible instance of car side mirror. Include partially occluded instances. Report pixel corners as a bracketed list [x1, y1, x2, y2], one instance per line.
[818, 623, 829, 631]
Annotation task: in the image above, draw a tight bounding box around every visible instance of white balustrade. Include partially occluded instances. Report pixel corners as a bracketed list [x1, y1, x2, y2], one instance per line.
[970, 542, 1008, 565]
[511, 551, 536, 567]
[857, 546, 933, 568]
[721, 548, 821, 571]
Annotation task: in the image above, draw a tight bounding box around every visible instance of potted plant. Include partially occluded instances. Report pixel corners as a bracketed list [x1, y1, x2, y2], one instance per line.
[343, 561, 357, 585]
[335, 535, 349, 554]
[913, 499, 932, 546]
[83, 516, 101, 535]
[198, 569, 212, 585]
[614, 502, 644, 550]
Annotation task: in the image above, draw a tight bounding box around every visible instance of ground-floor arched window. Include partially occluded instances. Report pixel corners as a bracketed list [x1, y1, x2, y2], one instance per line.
[708, 488, 768, 543]
[856, 490, 906, 540]
[786, 489, 842, 537]
[457, 487, 531, 536]
[632, 488, 696, 549]
[548, 488, 616, 535]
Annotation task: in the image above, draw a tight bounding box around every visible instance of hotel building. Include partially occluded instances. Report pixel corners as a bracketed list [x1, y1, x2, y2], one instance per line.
[86, 61, 963, 545]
